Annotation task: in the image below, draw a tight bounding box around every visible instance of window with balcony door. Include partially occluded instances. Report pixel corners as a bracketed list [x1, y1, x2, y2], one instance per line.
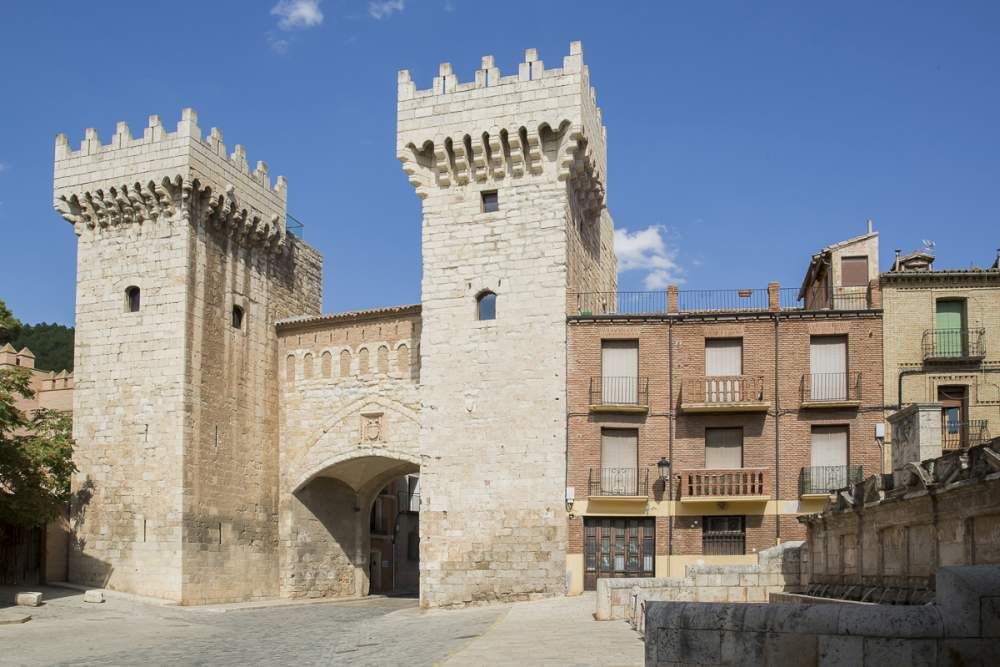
[705, 338, 742, 402]
[807, 425, 850, 492]
[705, 427, 743, 469]
[934, 300, 966, 358]
[938, 385, 968, 449]
[600, 428, 638, 495]
[810, 335, 848, 400]
[601, 340, 638, 404]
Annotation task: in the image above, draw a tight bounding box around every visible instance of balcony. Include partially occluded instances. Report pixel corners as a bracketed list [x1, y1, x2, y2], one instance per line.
[922, 328, 986, 362]
[587, 467, 650, 500]
[942, 420, 991, 450]
[677, 468, 769, 503]
[799, 465, 864, 498]
[680, 376, 770, 414]
[588, 376, 649, 414]
[800, 372, 862, 409]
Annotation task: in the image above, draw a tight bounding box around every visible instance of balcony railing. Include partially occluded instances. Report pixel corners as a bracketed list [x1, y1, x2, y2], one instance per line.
[830, 293, 871, 310]
[799, 465, 864, 496]
[941, 420, 991, 450]
[588, 376, 649, 408]
[702, 531, 746, 556]
[680, 376, 768, 412]
[678, 468, 768, 501]
[677, 289, 770, 312]
[922, 328, 986, 361]
[588, 467, 650, 497]
[573, 291, 667, 316]
[801, 372, 862, 404]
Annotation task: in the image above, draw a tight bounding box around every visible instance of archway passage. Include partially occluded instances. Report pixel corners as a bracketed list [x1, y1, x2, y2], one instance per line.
[368, 473, 420, 596]
[285, 455, 419, 600]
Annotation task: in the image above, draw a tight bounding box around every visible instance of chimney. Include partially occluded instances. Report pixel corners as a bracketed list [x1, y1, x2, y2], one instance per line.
[894, 249, 901, 272]
[867, 219, 873, 234]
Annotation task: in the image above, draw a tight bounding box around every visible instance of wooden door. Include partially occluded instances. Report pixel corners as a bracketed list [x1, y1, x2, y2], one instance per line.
[583, 517, 655, 591]
[935, 300, 965, 357]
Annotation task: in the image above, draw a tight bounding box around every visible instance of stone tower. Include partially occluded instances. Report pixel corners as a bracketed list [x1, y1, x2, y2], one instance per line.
[397, 43, 617, 606]
[53, 110, 322, 604]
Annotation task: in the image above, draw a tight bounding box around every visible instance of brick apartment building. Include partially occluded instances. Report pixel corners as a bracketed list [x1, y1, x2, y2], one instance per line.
[565, 227, 884, 592]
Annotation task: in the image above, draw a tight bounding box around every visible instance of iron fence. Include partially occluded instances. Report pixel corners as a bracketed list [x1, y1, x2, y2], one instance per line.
[588, 467, 650, 497]
[803, 372, 862, 402]
[941, 420, 990, 450]
[588, 376, 649, 406]
[779, 288, 804, 310]
[677, 289, 770, 312]
[922, 328, 986, 360]
[572, 291, 667, 316]
[830, 293, 871, 310]
[799, 465, 864, 496]
[702, 530, 746, 556]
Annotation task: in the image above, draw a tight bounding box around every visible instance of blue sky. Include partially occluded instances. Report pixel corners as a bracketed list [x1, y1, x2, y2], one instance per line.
[1, 1, 998, 326]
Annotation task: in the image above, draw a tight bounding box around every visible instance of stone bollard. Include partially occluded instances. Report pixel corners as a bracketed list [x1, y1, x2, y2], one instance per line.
[83, 590, 105, 604]
[15, 592, 43, 607]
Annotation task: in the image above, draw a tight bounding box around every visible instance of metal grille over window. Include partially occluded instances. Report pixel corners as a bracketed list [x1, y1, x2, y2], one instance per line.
[702, 516, 745, 555]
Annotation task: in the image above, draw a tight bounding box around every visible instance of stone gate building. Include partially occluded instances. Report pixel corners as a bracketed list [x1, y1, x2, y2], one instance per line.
[54, 42, 614, 607]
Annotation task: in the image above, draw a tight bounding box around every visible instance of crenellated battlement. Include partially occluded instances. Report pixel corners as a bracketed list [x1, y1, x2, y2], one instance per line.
[53, 108, 291, 254]
[396, 42, 607, 211]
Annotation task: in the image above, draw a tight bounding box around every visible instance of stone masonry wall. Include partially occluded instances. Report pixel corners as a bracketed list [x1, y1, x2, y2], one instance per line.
[397, 43, 615, 607]
[277, 308, 421, 599]
[54, 109, 322, 603]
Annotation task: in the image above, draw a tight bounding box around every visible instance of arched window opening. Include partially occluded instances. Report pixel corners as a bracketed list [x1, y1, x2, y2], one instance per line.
[321, 351, 332, 378]
[358, 348, 370, 374]
[396, 344, 410, 376]
[302, 353, 314, 380]
[377, 345, 390, 374]
[476, 291, 497, 321]
[339, 350, 352, 377]
[285, 354, 296, 383]
[231, 305, 244, 329]
[125, 286, 141, 313]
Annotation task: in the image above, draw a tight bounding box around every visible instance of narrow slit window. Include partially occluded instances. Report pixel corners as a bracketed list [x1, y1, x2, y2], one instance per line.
[125, 286, 141, 313]
[477, 291, 497, 321]
[481, 190, 499, 213]
[232, 305, 244, 329]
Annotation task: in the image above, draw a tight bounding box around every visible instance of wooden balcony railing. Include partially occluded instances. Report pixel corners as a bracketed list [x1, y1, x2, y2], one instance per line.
[677, 468, 769, 501]
[680, 376, 768, 413]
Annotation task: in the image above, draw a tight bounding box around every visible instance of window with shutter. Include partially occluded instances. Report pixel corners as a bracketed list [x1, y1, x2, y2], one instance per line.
[705, 339, 742, 402]
[601, 340, 639, 404]
[840, 256, 869, 287]
[705, 427, 743, 469]
[810, 336, 847, 400]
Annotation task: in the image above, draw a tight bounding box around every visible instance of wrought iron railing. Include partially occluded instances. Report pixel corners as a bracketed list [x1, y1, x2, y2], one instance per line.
[573, 291, 667, 316]
[682, 376, 765, 404]
[830, 293, 871, 310]
[802, 372, 862, 403]
[941, 420, 990, 450]
[677, 289, 770, 312]
[799, 465, 864, 496]
[588, 376, 649, 407]
[921, 328, 986, 361]
[702, 530, 746, 556]
[678, 468, 768, 499]
[286, 214, 305, 239]
[588, 467, 650, 497]
[779, 288, 805, 310]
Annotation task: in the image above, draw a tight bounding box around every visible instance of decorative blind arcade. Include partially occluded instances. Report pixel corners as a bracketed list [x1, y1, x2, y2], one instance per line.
[705, 339, 743, 402]
[601, 340, 639, 404]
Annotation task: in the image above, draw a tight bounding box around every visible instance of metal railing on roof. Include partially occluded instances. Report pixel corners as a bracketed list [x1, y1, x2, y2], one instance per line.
[286, 214, 304, 239]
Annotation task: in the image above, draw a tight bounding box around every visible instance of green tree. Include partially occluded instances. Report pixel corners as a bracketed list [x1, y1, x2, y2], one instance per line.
[0, 299, 22, 346]
[0, 367, 76, 527]
[12, 322, 75, 372]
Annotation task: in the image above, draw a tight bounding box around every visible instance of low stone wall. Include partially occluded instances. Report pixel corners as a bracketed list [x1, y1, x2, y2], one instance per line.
[645, 565, 1000, 666]
[595, 541, 803, 622]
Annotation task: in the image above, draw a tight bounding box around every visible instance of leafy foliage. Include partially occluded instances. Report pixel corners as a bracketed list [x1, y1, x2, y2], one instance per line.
[0, 299, 22, 346]
[0, 367, 76, 527]
[12, 322, 75, 372]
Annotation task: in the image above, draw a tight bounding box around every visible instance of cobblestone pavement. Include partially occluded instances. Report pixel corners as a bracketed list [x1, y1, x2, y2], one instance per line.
[0, 588, 642, 666]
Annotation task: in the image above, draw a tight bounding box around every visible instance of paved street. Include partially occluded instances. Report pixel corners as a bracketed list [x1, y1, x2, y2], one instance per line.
[0, 587, 643, 666]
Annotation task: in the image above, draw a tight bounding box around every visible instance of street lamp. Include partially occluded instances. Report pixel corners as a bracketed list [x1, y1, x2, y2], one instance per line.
[657, 457, 671, 481]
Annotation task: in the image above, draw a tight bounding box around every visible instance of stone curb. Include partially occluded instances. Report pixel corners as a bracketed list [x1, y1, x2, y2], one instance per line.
[0, 611, 32, 625]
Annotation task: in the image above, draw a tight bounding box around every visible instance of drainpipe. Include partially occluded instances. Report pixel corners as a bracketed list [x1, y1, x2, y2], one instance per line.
[667, 318, 674, 562]
[774, 313, 781, 545]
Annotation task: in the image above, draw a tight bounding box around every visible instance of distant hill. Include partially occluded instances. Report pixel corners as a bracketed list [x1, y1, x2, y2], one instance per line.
[12, 322, 75, 372]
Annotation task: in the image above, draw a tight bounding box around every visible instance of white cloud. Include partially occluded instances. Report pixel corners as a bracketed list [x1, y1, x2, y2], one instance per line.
[368, 0, 405, 19]
[614, 225, 684, 289]
[271, 0, 324, 30]
[266, 32, 291, 54]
